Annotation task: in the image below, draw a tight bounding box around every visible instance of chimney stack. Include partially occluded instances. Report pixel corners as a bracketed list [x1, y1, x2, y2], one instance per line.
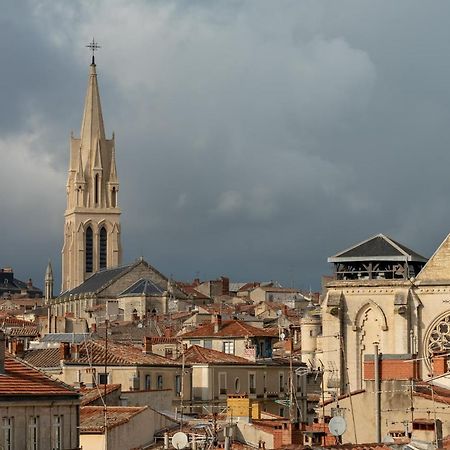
[0, 331, 5, 374]
[143, 336, 152, 354]
[212, 314, 222, 333]
[59, 342, 71, 361]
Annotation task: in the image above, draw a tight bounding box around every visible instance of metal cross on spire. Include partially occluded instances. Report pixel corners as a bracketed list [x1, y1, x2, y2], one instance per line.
[86, 38, 101, 65]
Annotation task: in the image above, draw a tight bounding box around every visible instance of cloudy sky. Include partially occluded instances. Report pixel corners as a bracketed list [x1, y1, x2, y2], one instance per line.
[2, 0, 450, 292]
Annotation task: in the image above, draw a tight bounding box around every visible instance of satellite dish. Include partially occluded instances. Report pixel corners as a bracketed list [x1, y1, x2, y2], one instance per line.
[328, 416, 347, 437]
[280, 332, 286, 340]
[172, 432, 188, 449]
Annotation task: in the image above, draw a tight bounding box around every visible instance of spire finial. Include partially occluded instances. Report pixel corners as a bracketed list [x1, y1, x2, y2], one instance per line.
[86, 38, 101, 65]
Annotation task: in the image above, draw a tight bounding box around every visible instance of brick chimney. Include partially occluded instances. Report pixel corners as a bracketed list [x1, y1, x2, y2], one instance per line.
[59, 342, 71, 361]
[70, 343, 80, 360]
[11, 340, 24, 358]
[143, 336, 152, 354]
[0, 331, 5, 374]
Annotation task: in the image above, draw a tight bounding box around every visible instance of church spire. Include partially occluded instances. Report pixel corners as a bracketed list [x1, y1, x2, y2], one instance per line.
[80, 62, 106, 152]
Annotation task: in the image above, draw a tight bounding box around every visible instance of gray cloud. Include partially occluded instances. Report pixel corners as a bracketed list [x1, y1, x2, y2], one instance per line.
[1, 0, 450, 291]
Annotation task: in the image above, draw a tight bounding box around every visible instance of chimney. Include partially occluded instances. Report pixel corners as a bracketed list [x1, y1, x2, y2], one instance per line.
[212, 314, 222, 333]
[70, 343, 80, 360]
[143, 336, 152, 354]
[164, 327, 172, 337]
[221, 277, 230, 295]
[11, 340, 24, 358]
[59, 342, 71, 361]
[0, 331, 5, 374]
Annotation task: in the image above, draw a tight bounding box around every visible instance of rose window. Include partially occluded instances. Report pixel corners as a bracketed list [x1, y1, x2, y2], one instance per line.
[424, 312, 450, 370]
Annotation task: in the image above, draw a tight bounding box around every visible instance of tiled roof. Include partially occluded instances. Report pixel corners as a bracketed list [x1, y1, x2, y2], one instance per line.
[0, 353, 78, 398]
[179, 345, 251, 364]
[80, 384, 121, 406]
[42, 333, 91, 343]
[80, 406, 148, 432]
[179, 320, 278, 339]
[6, 326, 39, 337]
[22, 348, 61, 368]
[65, 340, 180, 366]
[60, 263, 135, 297]
[119, 278, 165, 297]
[176, 284, 211, 300]
[0, 314, 36, 328]
[328, 233, 427, 263]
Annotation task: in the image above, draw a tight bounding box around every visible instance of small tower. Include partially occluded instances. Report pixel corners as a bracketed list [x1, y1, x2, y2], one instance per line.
[44, 261, 54, 303]
[61, 48, 122, 292]
[300, 305, 321, 368]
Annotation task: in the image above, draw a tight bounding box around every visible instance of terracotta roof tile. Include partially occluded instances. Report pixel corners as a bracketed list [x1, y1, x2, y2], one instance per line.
[179, 320, 278, 339]
[80, 406, 147, 432]
[66, 339, 180, 366]
[22, 348, 61, 368]
[179, 345, 251, 364]
[0, 353, 78, 397]
[80, 384, 121, 406]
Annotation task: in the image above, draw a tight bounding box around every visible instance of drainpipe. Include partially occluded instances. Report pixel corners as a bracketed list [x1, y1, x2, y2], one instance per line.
[374, 342, 381, 443]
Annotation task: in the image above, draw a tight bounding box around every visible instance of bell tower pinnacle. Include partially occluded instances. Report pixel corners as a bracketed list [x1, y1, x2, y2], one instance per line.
[61, 45, 122, 292]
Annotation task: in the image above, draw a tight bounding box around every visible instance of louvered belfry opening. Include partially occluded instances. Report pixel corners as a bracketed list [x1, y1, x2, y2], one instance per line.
[99, 227, 107, 270]
[85, 227, 93, 273]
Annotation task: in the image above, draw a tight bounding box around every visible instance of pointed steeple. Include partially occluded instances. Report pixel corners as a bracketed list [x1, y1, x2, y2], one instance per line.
[75, 146, 85, 184]
[109, 140, 118, 182]
[45, 260, 53, 281]
[93, 140, 103, 170]
[80, 62, 106, 152]
[44, 260, 54, 303]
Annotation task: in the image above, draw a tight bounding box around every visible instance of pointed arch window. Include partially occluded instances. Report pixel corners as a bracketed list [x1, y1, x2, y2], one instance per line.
[99, 227, 107, 270]
[111, 187, 117, 208]
[85, 227, 93, 273]
[94, 174, 100, 204]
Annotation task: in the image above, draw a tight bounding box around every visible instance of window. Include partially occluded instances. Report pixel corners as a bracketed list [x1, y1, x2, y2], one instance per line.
[157, 375, 163, 390]
[223, 341, 235, 354]
[263, 373, 267, 394]
[296, 374, 302, 392]
[85, 226, 93, 273]
[98, 372, 109, 385]
[249, 373, 256, 394]
[99, 227, 107, 270]
[279, 373, 285, 393]
[234, 377, 240, 393]
[145, 375, 151, 391]
[2, 417, 13, 450]
[165, 348, 173, 358]
[111, 187, 117, 208]
[52, 415, 63, 450]
[175, 374, 182, 396]
[28, 416, 39, 450]
[219, 372, 227, 395]
[279, 407, 285, 417]
[94, 174, 100, 204]
[204, 339, 212, 349]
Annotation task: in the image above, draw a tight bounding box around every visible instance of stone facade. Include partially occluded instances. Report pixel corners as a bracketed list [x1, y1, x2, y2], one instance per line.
[62, 61, 121, 292]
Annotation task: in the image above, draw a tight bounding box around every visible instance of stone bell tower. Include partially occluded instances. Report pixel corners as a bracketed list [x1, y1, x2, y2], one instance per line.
[61, 53, 121, 292]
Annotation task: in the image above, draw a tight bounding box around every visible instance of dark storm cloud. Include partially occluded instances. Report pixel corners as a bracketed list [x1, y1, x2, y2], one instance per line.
[1, 0, 450, 291]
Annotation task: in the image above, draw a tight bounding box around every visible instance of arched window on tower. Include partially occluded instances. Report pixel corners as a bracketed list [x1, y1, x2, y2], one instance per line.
[94, 174, 100, 204]
[111, 187, 117, 208]
[85, 226, 93, 273]
[99, 227, 107, 270]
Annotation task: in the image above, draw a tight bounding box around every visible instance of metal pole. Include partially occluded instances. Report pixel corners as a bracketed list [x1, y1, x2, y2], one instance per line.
[374, 342, 381, 443]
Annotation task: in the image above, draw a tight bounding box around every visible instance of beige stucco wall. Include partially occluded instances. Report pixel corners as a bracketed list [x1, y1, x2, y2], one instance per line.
[323, 380, 450, 444]
[191, 364, 307, 419]
[60, 364, 191, 400]
[81, 407, 157, 450]
[0, 399, 79, 450]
